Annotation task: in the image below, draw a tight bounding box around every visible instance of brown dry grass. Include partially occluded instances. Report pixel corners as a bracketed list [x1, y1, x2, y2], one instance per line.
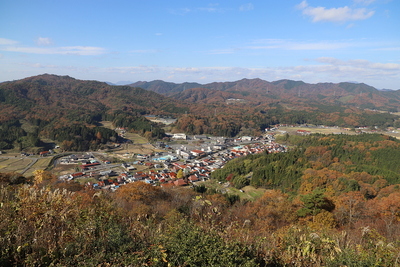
[278, 126, 356, 135]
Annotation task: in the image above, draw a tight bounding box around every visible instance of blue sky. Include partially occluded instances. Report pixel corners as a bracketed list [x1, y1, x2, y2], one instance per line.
[1, 0, 399, 89]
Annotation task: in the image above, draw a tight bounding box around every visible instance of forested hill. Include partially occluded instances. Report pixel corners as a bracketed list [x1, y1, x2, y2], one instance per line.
[130, 80, 202, 96]
[0, 74, 189, 151]
[130, 78, 400, 112]
[0, 74, 189, 123]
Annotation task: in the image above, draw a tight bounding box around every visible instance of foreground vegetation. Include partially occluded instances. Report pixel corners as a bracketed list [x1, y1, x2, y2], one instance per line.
[1, 133, 400, 266]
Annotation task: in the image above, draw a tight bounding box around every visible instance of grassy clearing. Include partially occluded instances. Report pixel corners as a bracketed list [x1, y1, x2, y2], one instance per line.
[100, 120, 149, 144]
[99, 121, 114, 129]
[338, 95, 354, 103]
[20, 119, 38, 134]
[126, 133, 148, 144]
[52, 163, 80, 176]
[228, 186, 266, 201]
[203, 180, 266, 201]
[113, 143, 157, 159]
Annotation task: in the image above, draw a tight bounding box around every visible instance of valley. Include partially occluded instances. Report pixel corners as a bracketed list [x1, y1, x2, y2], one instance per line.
[2, 74, 400, 266]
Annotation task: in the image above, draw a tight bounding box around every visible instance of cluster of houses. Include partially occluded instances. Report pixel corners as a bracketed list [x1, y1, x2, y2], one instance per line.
[59, 154, 96, 165]
[58, 154, 102, 180]
[58, 139, 287, 191]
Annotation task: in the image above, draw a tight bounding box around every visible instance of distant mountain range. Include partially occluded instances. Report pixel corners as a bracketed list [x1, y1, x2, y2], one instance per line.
[129, 78, 400, 112]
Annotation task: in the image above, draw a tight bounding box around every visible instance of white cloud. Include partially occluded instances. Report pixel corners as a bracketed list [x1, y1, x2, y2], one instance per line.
[373, 46, 400, 51]
[208, 48, 237, 54]
[246, 39, 352, 51]
[297, 1, 308, 10]
[0, 43, 106, 56]
[169, 4, 227, 15]
[0, 38, 18, 45]
[130, 49, 159, 54]
[208, 39, 354, 56]
[0, 38, 105, 56]
[35, 37, 53, 46]
[167, 8, 191, 15]
[198, 3, 225, 13]
[315, 57, 400, 71]
[307, 57, 400, 85]
[21, 62, 59, 69]
[239, 3, 254, 12]
[198, 7, 218, 12]
[353, 0, 376, 5]
[297, 1, 374, 22]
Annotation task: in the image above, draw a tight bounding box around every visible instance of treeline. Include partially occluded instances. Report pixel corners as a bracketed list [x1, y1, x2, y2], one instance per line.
[44, 110, 167, 151]
[174, 115, 242, 137]
[47, 124, 118, 151]
[0, 120, 41, 150]
[175, 105, 400, 137]
[0, 112, 167, 151]
[212, 133, 400, 195]
[105, 111, 165, 139]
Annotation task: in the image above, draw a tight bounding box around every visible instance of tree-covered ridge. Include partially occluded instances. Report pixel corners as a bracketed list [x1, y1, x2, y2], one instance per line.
[0, 74, 189, 151]
[174, 102, 399, 138]
[0, 74, 189, 122]
[131, 78, 400, 112]
[212, 133, 400, 196]
[134, 78, 400, 137]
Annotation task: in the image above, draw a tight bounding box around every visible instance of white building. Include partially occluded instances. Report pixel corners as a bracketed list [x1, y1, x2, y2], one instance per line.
[172, 133, 187, 140]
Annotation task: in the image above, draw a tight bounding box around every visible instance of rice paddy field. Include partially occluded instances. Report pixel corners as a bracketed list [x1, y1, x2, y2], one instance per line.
[0, 156, 53, 176]
[278, 126, 356, 135]
[0, 157, 33, 173]
[23, 158, 53, 177]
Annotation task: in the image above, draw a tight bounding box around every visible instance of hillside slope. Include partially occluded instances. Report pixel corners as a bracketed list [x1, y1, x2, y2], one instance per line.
[0, 74, 189, 151]
[0, 74, 189, 123]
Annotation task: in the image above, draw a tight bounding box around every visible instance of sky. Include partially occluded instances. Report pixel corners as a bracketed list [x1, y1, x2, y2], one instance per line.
[1, 0, 399, 89]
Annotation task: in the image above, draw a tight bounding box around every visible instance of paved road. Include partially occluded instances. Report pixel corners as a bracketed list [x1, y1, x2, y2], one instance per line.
[21, 157, 38, 174]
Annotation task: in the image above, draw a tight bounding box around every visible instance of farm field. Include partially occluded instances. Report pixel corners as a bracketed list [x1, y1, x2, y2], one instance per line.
[279, 126, 400, 140]
[23, 157, 53, 177]
[0, 157, 33, 173]
[112, 143, 162, 160]
[278, 126, 355, 135]
[0, 156, 53, 176]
